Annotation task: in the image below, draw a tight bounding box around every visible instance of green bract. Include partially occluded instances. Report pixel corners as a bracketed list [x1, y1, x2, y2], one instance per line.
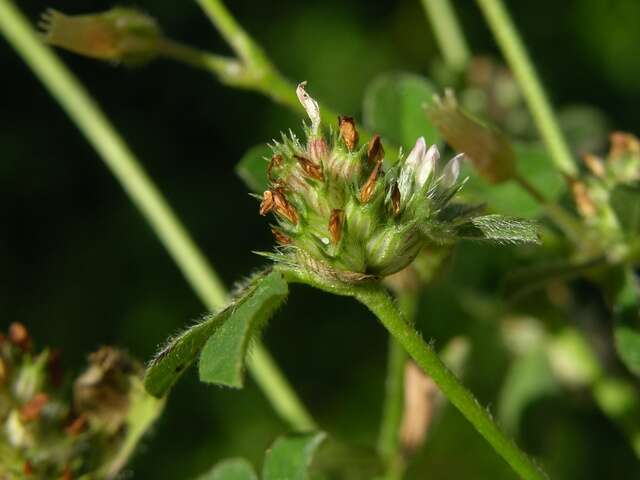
[258, 83, 539, 280]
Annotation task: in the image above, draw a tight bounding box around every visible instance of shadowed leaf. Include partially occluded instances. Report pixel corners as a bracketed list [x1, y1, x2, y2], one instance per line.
[236, 144, 271, 194]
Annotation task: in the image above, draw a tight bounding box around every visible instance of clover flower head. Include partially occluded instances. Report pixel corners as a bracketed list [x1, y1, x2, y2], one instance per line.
[258, 83, 538, 281]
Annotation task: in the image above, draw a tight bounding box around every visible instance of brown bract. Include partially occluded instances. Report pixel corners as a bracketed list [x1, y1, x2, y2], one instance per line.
[367, 134, 384, 165]
[270, 226, 292, 246]
[390, 183, 401, 216]
[329, 209, 344, 245]
[338, 115, 359, 151]
[360, 160, 382, 203]
[294, 154, 324, 180]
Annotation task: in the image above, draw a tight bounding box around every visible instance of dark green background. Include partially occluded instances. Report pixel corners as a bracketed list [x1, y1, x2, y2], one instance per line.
[2, 1, 640, 478]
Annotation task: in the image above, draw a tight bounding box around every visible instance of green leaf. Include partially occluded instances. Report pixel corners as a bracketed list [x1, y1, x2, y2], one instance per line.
[236, 144, 272, 194]
[144, 308, 233, 398]
[199, 270, 289, 387]
[262, 432, 327, 480]
[362, 73, 440, 149]
[462, 144, 566, 218]
[613, 267, 640, 377]
[498, 348, 558, 435]
[195, 458, 257, 480]
[457, 214, 540, 245]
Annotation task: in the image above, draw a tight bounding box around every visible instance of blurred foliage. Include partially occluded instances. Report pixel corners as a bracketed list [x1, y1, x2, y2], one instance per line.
[2, 0, 640, 478]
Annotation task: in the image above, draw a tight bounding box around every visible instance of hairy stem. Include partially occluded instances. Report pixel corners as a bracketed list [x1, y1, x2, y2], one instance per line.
[281, 267, 546, 480]
[0, 0, 314, 432]
[421, 0, 471, 71]
[378, 293, 416, 480]
[476, 0, 577, 176]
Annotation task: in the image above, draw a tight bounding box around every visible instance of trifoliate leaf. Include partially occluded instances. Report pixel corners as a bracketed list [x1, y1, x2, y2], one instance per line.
[456, 214, 540, 245]
[199, 270, 288, 387]
[195, 458, 257, 480]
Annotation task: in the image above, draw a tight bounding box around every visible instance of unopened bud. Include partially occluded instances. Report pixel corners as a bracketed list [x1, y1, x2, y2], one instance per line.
[329, 209, 344, 245]
[427, 89, 515, 183]
[294, 154, 323, 180]
[367, 134, 384, 165]
[338, 116, 359, 151]
[40, 8, 162, 65]
[360, 160, 382, 203]
[309, 137, 328, 163]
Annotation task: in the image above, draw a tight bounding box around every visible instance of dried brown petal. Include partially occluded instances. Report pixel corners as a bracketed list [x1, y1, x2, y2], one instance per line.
[367, 134, 384, 165]
[24, 461, 33, 476]
[329, 209, 344, 245]
[294, 154, 324, 180]
[272, 189, 299, 225]
[21, 392, 50, 422]
[259, 190, 275, 216]
[359, 160, 382, 203]
[9, 322, 31, 351]
[338, 115, 359, 151]
[0, 357, 7, 386]
[271, 226, 292, 246]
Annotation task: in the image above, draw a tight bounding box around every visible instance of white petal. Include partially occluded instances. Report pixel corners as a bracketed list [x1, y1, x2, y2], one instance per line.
[404, 137, 427, 169]
[416, 144, 439, 187]
[441, 153, 463, 187]
[398, 137, 426, 203]
[296, 81, 321, 135]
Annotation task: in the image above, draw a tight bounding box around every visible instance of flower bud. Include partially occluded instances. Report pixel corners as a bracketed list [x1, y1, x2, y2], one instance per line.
[427, 89, 516, 183]
[40, 8, 162, 65]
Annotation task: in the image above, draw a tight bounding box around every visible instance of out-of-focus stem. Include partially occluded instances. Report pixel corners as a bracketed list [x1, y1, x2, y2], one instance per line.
[421, 0, 471, 71]
[0, 0, 315, 433]
[476, 0, 578, 176]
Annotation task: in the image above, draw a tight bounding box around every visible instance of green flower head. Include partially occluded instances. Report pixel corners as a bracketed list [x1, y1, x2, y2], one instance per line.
[258, 83, 538, 281]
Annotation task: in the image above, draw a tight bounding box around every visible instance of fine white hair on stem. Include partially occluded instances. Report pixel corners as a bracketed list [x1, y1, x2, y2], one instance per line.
[296, 81, 321, 135]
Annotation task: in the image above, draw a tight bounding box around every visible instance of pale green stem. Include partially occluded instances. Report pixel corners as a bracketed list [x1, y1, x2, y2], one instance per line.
[378, 294, 417, 480]
[421, 0, 471, 71]
[281, 266, 546, 480]
[0, 0, 314, 432]
[476, 0, 577, 176]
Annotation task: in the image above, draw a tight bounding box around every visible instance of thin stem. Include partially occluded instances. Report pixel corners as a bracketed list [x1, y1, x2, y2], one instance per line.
[378, 294, 417, 479]
[421, 0, 471, 71]
[281, 267, 546, 480]
[476, 0, 577, 177]
[0, 0, 314, 432]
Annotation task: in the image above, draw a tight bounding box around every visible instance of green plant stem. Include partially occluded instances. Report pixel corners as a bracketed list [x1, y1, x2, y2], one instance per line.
[378, 293, 417, 480]
[421, 0, 471, 71]
[0, 0, 314, 432]
[281, 266, 546, 480]
[476, 0, 577, 177]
